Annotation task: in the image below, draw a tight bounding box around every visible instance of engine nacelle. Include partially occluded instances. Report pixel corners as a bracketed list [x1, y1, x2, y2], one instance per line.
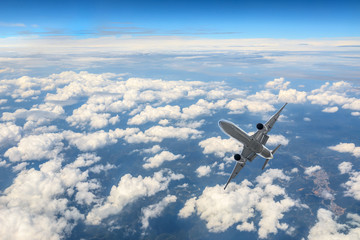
[234, 154, 241, 161]
[256, 123, 267, 131]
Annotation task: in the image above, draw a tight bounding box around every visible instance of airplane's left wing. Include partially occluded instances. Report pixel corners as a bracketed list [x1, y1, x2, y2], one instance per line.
[224, 161, 244, 190]
[224, 146, 256, 189]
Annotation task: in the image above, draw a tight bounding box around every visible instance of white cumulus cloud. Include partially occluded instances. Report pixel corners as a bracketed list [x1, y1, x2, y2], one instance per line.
[4, 133, 64, 162]
[338, 162, 353, 174]
[86, 169, 184, 225]
[307, 81, 360, 113]
[278, 89, 307, 103]
[0, 122, 22, 146]
[63, 128, 138, 151]
[179, 169, 300, 239]
[196, 165, 212, 177]
[2, 103, 64, 130]
[128, 105, 181, 125]
[124, 125, 203, 143]
[304, 165, 322, 176]
[265, 77, 290, 90]
[328, 142, 360, 157]
[0, 154, 101, 240]
[226, 99, 276, 114]
[308, 208, 360, 240]
[199, 136, 242, 158]
[182, 99, 226, 119]
[266, 134, 289, 147]
[141, 195, 177, 230]
[143, 151, 185, 169]
[322, 106, 339, 113]
[343, 170, 360, 201]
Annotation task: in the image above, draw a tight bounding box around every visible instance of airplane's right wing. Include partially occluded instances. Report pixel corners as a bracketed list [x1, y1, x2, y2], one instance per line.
[251, 103, 287, 145]
[264, 103, 287, 134]
[224, 146, 256, 189]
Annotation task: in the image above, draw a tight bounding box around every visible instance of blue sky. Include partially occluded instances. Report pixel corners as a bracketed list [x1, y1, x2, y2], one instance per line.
[1, 0, 359, 39]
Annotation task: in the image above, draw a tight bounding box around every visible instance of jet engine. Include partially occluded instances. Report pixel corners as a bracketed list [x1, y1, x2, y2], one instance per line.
[256, 123, 267, 131]
[234, 154, 245, 167]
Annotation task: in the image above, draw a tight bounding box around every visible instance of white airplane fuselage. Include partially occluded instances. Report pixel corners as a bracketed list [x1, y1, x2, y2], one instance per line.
[218, 120, 273, 160]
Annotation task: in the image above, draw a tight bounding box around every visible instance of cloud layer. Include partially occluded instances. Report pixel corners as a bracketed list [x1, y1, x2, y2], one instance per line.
[0, 70, 360, 239]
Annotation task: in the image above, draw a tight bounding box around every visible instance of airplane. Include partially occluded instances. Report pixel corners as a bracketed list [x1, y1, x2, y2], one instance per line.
[219, 103, 287, 190]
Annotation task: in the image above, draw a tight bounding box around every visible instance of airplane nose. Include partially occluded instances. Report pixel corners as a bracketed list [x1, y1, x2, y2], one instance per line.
[218, 120, 226, 129]
[218, 120, 231, 133]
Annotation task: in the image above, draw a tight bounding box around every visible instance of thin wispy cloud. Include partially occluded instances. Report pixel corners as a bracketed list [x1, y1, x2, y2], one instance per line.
[0, 22, 26, 27]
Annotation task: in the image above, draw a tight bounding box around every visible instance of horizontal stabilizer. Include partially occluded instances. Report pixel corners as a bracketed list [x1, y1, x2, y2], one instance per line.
[272, 144, 281, 154]
[262, 159, 270, 170]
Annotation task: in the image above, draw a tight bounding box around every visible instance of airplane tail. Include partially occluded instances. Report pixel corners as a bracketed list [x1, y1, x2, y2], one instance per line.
[262, 144, 281, 170]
